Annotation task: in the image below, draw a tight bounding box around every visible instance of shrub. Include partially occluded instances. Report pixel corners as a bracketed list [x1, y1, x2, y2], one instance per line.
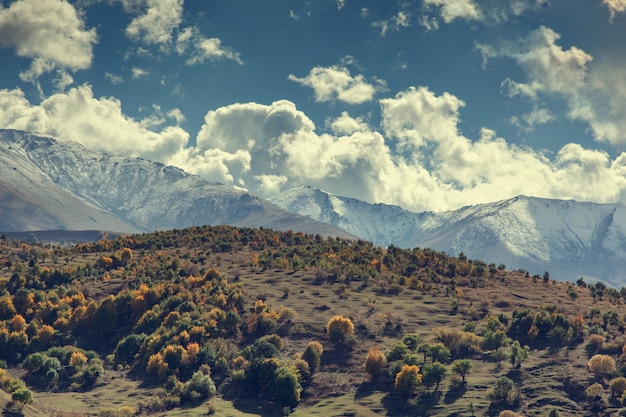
[326, 315, 355, 347]
[488, 376, 520, 406]
[588, 354, 616, 380]
[364, 346, 387, 379]
[180, 371, 216, 404]
[586, 382, 604, 398]
[588, 334, 605, 352]
[301, 341, 323, 371]
[394, 364, 421, 401]
[610, 376, 626, 398]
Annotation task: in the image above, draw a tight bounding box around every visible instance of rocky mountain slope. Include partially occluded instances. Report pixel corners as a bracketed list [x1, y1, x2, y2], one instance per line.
[0, 129, 354, 239]
[270, 186, 626, 285]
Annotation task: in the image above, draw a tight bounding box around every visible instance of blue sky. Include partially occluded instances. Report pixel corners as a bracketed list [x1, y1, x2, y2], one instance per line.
[1, 0, 626, 212]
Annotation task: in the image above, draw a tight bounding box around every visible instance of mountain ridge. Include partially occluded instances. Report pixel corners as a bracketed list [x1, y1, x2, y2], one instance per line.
[270, 186, 626, 285]
[0, 129, 356, 239]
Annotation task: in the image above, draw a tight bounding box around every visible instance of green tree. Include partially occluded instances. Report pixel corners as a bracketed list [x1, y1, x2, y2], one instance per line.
[422, 362, 448, 391]
[272, 364, 302, 408]
[11, 388, 33, 411]
[508, 340, 529, 369]
[451, 359, 472, 383]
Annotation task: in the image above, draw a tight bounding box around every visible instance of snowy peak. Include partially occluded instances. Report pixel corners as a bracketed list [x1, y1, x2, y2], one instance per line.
[0, 129, 355, 239]
[272, 186, 626, 285]
[269, 186, 431, 246]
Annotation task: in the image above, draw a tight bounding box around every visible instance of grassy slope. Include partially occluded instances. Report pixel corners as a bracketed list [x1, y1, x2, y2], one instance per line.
[0, 233, 622, 417]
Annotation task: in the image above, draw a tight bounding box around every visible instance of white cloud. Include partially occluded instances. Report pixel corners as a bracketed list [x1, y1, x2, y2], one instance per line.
[3, 81, 626, 213]
[372, 11, 411, 36]
[177, 88, 626, 212]
[420, 0, 549, 29]
[0, 0, 96, 82]
[289, 64, 386, 104]
[328, 112, 370, 135]
[176, 27, 243, 65]
[124, 0, 183, 46]
[603, 0, 626, 21]
[105, 72, 124, 85]
[0, 84, 189, 165]
[380, 86, 464, 150]
[131, 67, 150, 79]
[337, 0, 347, 10]
[481, 25, 626, 146]
[423, 0, 481, 24]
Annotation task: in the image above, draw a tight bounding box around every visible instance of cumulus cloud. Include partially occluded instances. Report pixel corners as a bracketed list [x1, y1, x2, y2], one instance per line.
[0, 0, 96, 84]
[175, 87, 626, 212]
[0, 84, 188, 164]
[124, 0, 183, 46]
[479, 25, 626, 146]
[176, 27, 243, 65]
[288, 64, 386, 104]
[3, 82, 626, 212]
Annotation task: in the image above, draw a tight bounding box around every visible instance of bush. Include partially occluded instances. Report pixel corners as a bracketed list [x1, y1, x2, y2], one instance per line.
[394, 364, 421, 401]
[610, 376, 626, 398]
[488, 376, 520, 406]
[364, 346, 387, 379]
[180, 371, 216, 404]
[586, 382, 604, 398]
[301, 341, 323, 371]
[326, 315, 355, 347]
[588, 354, 616, 380]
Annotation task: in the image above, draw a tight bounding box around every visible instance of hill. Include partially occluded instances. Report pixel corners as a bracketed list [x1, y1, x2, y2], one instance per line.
[270, 186, 626, 285]
[0, 129, 353, 239]
[0, 226, 623, 417]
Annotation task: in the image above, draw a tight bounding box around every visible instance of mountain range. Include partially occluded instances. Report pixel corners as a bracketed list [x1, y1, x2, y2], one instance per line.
[269, 186, 626, 286]
[2, 128, 625, 285]
[0, 129, 354, 239]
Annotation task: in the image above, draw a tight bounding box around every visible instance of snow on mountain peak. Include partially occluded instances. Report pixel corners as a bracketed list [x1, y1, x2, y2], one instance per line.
[271, 186, 626, 284]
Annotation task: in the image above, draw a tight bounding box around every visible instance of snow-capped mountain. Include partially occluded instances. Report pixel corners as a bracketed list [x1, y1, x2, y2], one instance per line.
[0, 129, 354, 239]
[270, 186, 626, 285]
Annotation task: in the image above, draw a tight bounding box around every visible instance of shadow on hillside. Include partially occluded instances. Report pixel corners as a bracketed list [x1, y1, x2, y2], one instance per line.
[381, 390, 442, 417]
[444, 383, 467, 404]
[2, 406, 23, 417]
[231, 397, 284, 417]
[355, 379, 392, 400]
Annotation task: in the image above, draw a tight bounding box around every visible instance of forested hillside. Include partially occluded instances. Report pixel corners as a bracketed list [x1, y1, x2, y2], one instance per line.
[0, 227, 624, 417]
